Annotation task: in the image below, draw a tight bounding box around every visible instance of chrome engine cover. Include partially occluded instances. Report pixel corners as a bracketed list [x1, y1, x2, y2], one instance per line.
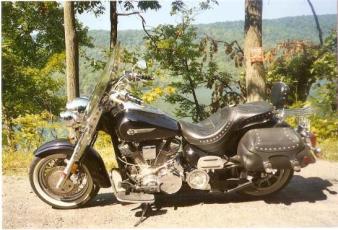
[186, 169, 210, 190]
[118, 140, 183, 194]
[158, 171, 182, 194]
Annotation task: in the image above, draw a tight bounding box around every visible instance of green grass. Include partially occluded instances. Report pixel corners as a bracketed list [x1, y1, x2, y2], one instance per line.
[2, 145, 118, 176]
[318, 138, 338, 161]
[2, 150, 34, 176]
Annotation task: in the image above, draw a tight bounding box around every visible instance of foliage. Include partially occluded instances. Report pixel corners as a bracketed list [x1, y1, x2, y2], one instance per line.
[2, 1, 93, 149]
[285, 100, 337, 141]
[2, 150, 34, 175]
[309, 115, 338, 140]
[319, 138, 338, 162]
[144, 10, 244, 122]
[10, 111, 67, 151]
[141, 86, 176, 103]
[3, 53, 66, 119]
[74, 1, 105, 16]
[265, 31, 337, 112]
[122, 1, 161, 12]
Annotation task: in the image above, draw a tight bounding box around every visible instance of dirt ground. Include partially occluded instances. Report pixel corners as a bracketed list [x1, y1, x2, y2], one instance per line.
[2, 159, 338, 228]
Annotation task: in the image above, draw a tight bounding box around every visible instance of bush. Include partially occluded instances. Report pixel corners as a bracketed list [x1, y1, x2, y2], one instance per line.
[11, 111, 67, 151]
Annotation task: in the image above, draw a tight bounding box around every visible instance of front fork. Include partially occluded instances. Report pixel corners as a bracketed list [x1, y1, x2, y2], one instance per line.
[56, 135, 88, 189]
[56, 107, 103, 189]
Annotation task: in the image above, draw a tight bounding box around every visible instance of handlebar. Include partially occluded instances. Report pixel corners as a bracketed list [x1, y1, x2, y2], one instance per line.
[109, 71, 154, 105]
[109, 91, 143, 106]
[125, 72, 154, 82]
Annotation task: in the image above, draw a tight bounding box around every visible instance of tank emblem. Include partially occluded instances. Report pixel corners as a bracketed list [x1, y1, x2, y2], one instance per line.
[127, 128, 156, 135]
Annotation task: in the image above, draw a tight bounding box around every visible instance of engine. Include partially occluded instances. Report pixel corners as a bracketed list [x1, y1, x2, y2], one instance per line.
[118, 139, 184, 194]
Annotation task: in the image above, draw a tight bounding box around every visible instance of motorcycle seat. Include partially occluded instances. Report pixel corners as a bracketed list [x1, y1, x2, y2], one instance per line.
[179, 101, 273, 152]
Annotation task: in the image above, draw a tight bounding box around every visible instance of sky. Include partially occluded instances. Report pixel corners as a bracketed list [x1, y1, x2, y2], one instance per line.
[77, 0, 337, 31]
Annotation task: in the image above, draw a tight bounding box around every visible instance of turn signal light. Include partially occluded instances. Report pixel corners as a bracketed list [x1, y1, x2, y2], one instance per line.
[309, 132, 317, 147]
[302, 155, 315, 165]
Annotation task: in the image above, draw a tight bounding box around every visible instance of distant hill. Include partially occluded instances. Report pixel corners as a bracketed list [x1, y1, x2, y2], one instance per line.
[88, 14, 336, 49]
[80, 14, 336, 98]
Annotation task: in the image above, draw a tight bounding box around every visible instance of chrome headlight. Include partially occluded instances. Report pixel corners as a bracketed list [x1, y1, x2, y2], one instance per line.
[60, 111, 78, 127]
[66, 97, 89, 113]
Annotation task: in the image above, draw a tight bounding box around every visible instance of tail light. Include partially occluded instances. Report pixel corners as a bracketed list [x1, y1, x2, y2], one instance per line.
[309, 132, 317, 147]
[308, 132, 321, 157]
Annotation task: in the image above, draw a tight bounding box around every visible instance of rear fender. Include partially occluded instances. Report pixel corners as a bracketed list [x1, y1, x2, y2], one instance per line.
[34, 139, 111, 188]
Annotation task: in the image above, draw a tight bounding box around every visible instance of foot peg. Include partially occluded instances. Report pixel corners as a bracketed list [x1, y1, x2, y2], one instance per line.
[116, 191, 155, 204]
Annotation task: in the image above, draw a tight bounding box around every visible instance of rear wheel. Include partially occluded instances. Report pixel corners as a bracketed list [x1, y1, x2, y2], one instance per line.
[29, 153, 98, 209]
[240, 169, 293, 197]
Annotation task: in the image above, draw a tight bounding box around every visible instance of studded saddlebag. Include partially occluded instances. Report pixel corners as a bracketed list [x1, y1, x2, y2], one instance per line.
[237, 127, 314, 172]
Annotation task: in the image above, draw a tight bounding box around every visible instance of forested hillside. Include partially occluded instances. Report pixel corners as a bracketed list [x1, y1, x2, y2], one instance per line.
[88, 14, 336, 49]
[80, 14, 336, 97]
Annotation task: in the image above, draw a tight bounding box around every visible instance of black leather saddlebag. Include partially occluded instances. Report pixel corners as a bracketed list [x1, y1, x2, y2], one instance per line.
[237, 127, 314, 172]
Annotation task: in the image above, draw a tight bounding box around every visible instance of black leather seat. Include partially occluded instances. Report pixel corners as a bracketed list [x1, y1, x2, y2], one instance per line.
[179, 101, 273, 152]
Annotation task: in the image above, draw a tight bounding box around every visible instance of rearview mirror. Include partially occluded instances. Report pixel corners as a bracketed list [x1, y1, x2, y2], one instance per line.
[135, 60, 147, 70]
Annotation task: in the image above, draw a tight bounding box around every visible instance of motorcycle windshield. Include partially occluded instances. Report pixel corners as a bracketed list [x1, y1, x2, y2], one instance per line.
[73, 48, 122, 160]
[85, 51, 119, 118]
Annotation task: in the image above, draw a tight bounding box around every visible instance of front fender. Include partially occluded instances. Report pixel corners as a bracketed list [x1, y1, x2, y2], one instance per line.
[34, 139, 111, 188]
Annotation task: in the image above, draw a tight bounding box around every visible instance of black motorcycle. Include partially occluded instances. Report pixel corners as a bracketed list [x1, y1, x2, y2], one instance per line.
[29, 50, 320, 212]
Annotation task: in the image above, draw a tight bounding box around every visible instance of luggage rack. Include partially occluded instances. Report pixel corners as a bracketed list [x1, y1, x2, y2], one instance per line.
[278, 106, 314, 129]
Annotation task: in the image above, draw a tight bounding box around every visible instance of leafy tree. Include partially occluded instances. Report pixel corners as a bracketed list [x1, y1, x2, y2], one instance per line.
[265, 31, 337, 113]
[145, 10, 243, 122]
[1, 2, 92, 148]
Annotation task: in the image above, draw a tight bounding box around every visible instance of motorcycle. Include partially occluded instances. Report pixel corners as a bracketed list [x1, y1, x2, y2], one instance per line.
[29, 50, 320, 214]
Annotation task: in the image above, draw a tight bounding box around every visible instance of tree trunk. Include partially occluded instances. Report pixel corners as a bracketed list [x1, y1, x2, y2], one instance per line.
[110, 1, 118, 50]
[336, 15, 338, 113]
[244, 0, 265, 102]
[64, 1, 79, 102]
[3, 116, 14, 150]
[306, 0, 323, 46]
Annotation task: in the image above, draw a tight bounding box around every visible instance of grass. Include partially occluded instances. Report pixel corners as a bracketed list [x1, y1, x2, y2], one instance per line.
[2, 145, 118, 176]
[2, 150, 34, 176]
[2, 138, 338, 175]
[318, 138, 338, 161]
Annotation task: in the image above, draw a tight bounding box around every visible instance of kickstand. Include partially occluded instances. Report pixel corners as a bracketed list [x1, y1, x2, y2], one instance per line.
[133, 203, 151, 227]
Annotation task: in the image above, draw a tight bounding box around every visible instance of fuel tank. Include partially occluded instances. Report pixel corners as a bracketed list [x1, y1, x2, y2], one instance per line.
[115, 107, 180, 142]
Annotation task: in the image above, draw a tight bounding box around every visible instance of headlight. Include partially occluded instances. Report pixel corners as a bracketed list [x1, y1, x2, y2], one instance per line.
[60, 111, 78, 127]
[66, 97, 89, 113]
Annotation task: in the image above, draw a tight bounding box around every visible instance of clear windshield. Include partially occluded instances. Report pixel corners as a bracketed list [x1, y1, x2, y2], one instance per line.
[71, 48, 122, 162]
[85, 51, 119, 117]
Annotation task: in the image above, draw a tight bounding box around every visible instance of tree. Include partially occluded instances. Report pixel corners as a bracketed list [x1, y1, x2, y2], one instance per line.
[144, 10, 243, 122]
[110, 1, 118, 49]
[244, 0, 265, 102]
[64, 1, 79, 101]
[109, 1, 161, 50]
[2, 2, 92, 148]
[265, 32, 337, 113]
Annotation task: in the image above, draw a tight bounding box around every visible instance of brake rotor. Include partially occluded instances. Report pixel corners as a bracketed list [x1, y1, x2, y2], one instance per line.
[45, 166, 76, 195]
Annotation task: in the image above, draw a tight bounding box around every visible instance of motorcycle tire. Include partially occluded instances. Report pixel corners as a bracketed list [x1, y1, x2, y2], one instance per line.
[29, 153, 99, 209]
[239, 168, 294, 197]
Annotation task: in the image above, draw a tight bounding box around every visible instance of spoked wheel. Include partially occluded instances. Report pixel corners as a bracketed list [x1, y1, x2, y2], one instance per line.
[240, 169, 294, 197]
[29, 153, 99, 209]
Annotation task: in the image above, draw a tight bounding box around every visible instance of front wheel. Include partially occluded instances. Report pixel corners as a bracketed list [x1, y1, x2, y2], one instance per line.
[240, 169, 294, 197]
[29, 153, 98, 209]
